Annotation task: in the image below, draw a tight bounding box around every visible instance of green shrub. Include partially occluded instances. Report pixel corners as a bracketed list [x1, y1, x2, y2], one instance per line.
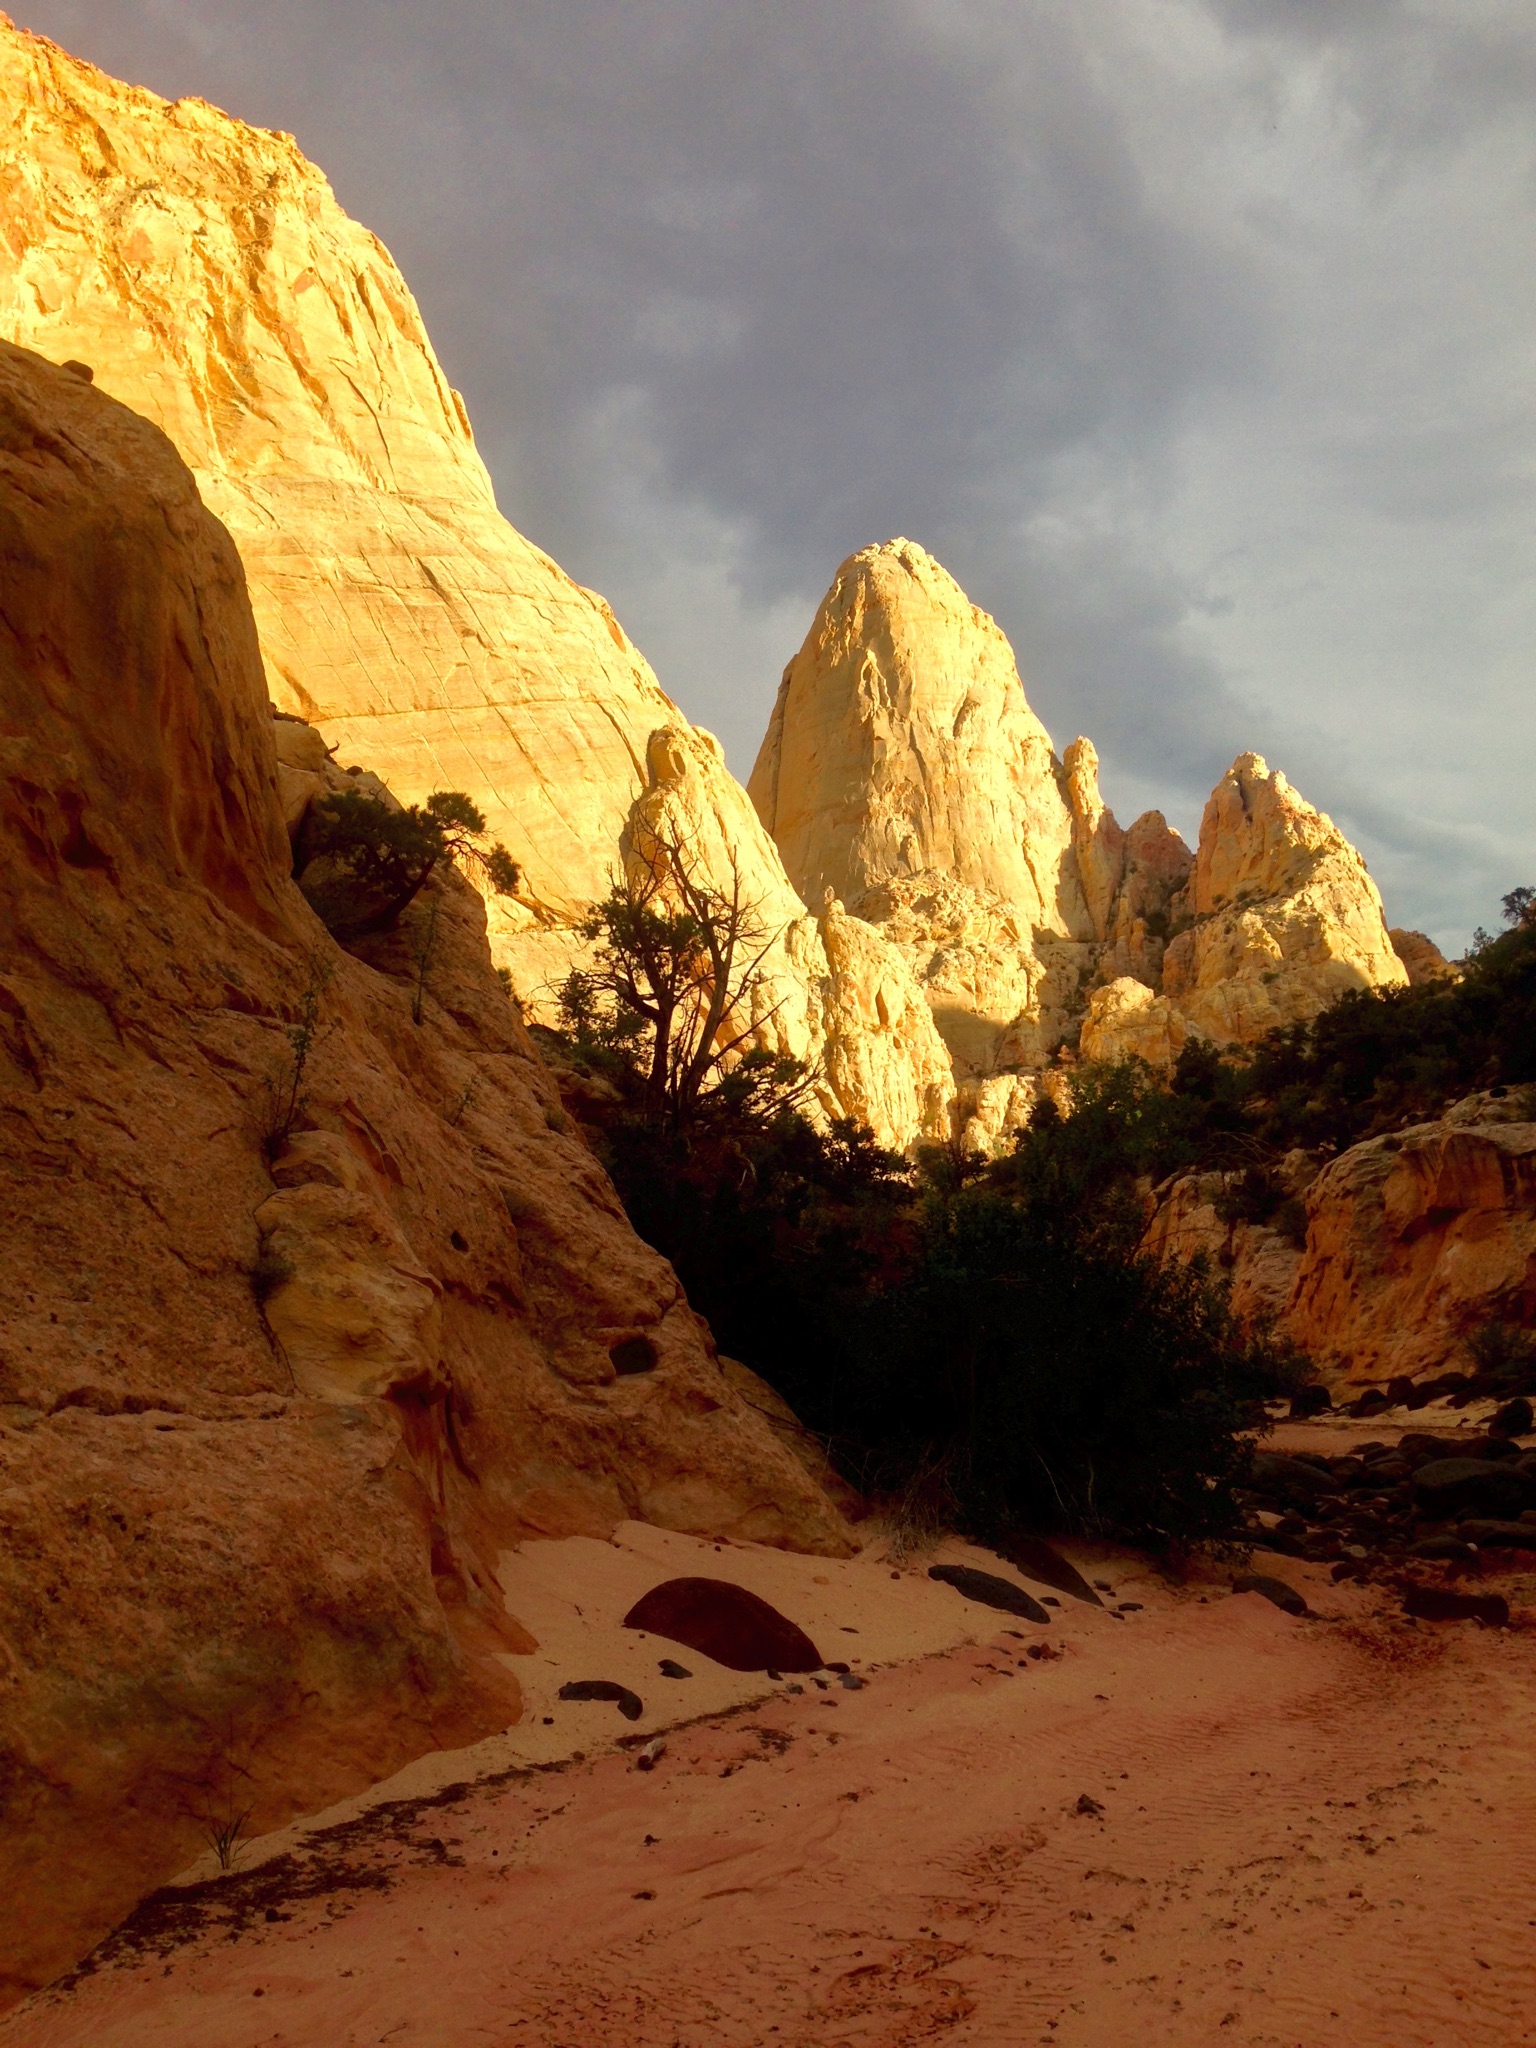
[295, 788, 519, 939]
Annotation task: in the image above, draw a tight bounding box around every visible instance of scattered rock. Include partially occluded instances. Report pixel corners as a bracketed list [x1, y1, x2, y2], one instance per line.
[1455, 1520, 1536, 1550]
[992, 1535, 1104, 1606]
[1401, 1586, 1509, 1626]
[633, 1738, 666, 1771]
[1248, 1452, 1342, 1509]
[1074, 1793, 1106, 1818]
[927, 1565, 1050, 1623]
[1232, 1574, 1310, 1618]
[1490, 1397, 1534, 1440]
[558, 1681, 644, 1721]
[623, 1578, 823, 1673]
[838, 1673, 864, 1690]
[1412, 1459, 1536, 1521]
[657, 1659, 692, 1679]
[1408, 1536, 1478, 1563]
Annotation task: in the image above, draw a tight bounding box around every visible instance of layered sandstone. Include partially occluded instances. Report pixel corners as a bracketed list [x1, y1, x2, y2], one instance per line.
[0, 342, 850, 1999]
[0, 18, 950, 1150]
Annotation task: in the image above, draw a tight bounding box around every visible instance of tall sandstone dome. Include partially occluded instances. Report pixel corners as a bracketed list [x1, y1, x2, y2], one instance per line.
[0, 17, 952, 1150]
[0, 338, 852, 1997]
[753, 539, 1411, 1144]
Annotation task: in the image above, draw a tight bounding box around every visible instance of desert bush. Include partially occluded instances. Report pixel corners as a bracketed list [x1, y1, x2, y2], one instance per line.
[295, 787, 519, 940]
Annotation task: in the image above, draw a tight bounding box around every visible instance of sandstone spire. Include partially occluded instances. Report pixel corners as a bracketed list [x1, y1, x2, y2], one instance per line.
[1082, 752, 1409, 1061]
[751, 539, 1090, 931]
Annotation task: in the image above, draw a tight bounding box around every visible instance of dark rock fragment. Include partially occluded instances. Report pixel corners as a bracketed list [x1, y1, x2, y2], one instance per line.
[558, 1680, 644, 1720]
[927, 1565, 1050, 1623]
[1490, 1396, 1534, 1440]
[1455, 1519, 1536, 1549]
[992, 1534, 1104, 1606]
[1412, 1458, 1536, 1520]
[657, 1658, 692, 1679]
[1401, 1585, 1509, 1626]
[1232, 1573, 1310, 1617]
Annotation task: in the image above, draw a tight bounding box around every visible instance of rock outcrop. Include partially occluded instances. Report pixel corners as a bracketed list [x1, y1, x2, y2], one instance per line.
[0, 17, 951, 1151]
[0, 340, 850, 2000]
[1145, 1095, 1536, 1388]
[1390, 927, 1459, 987]
[1283, 1098, 1536, 1386]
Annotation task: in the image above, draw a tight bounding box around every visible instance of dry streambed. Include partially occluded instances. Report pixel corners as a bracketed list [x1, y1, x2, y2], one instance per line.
[7, 1509, 1535, 2048]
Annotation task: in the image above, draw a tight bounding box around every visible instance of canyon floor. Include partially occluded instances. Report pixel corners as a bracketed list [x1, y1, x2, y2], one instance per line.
[10, 1468, 1536, 2048]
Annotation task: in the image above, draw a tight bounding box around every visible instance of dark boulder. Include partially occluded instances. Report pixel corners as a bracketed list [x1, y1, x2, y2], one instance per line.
[1289, 1384, 1332, 1418]
[1402, 1585, 1509, 1626]
[992, 1535, 1104, 1607]
[1248, 1452, 1342, 1509]
[1409, 1535, 1478, 1562]
[1232, 1573, 1310, 1617]
[1411, 1458, 1536, 1520]
[928, 1565, 1050, 1623]
[1455, 1520, 1536, 1549]
[1490, 1396, 1534, 1440]
[623, 1578, 823, 1673]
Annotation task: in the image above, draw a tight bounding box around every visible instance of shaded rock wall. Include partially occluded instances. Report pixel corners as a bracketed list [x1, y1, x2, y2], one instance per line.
[0, 340, 848, 1999]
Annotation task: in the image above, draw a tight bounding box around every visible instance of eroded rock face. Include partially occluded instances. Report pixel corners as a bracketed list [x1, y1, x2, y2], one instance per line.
[1146, 1098, 1536, 1388]
[1083, 754, 1407, 1064]
[1390, 927, 1459, 986]
[752, 541, 1128, 1081]
[1283, 1104, 1536, 1386]
[0, 19, 950, 1152]
[0, 341, 850, 2000]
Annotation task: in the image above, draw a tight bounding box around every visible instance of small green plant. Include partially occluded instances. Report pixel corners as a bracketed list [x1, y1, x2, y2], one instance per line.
[408, 891, 444, 1026]
[255, 962, 334, 1162]
[248, 1245, 294, 1305]
[1467, 1320, 1536, 1380]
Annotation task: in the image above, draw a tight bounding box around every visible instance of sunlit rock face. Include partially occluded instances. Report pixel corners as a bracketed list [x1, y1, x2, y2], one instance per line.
[755, 545, 1406, 1105]
[1083, 754, 1408, 1063]
[0, 19, 953, 1149]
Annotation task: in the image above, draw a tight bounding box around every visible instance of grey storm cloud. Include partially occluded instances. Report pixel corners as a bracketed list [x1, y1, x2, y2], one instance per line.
[16, 0, 1536, 947]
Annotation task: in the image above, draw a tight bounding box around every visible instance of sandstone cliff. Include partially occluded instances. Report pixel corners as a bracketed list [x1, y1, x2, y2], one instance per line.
[0, 17, 951, 1150]
[0, 341, 851, 1999]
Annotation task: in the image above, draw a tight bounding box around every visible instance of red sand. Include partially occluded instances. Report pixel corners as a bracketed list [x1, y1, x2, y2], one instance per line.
[8, 1535, 1534, 2048]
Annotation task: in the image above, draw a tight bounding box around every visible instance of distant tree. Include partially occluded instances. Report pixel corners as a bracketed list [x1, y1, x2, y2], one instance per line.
[295, 787, 519, 938]
[564, 825, 809, 1131]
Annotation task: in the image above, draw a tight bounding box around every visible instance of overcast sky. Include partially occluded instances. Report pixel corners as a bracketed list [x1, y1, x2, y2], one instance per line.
[19, 1, 1535, 947]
